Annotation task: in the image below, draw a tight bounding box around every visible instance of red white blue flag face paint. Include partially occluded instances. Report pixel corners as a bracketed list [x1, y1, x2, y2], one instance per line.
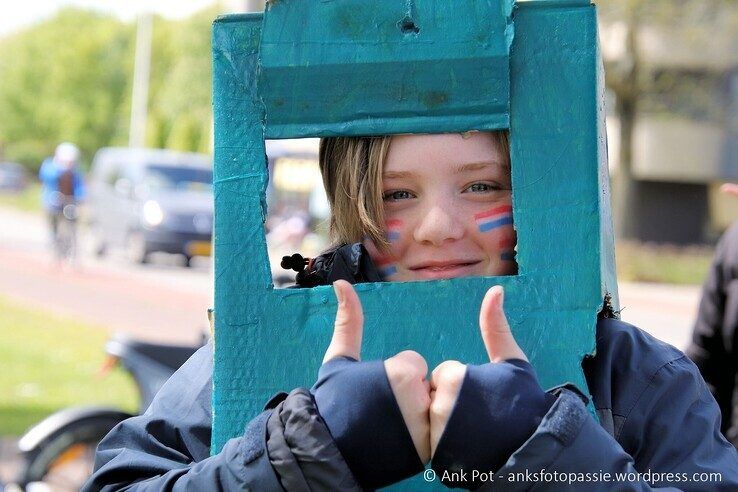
[374, 256, 397, 278]
[376, 219, 402, 277]
[386, 219, 402, 243]
[474, 204, 513, 233]
[498, 234, 516, 262]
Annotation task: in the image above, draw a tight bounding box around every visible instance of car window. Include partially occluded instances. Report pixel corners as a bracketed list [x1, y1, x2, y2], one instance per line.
[142, 165, 213, 193]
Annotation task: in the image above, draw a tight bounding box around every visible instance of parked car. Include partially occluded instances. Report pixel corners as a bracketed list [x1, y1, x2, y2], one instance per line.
[88, 148, 213, 266]
[0, 161, 28, 192]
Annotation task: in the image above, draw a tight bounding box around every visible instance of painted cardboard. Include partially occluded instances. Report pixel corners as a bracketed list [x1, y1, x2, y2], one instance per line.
[212, 0, 617, 488]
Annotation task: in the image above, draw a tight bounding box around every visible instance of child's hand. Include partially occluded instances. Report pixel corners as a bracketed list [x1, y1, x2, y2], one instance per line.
[312, 280, 430, 489]
[429, 286, 554, 488]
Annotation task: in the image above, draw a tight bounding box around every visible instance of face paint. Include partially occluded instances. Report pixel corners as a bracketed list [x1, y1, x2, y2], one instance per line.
[500, 250, 516, 262]
[370, 253, 398, 278]
[474, 204, 513, 233]
[377, 219, 403, 277]
[363, 235, 398, 279]
[498, 234, 516, 262]
[368, 133, 517, 281]
[386, 219, 403, 243]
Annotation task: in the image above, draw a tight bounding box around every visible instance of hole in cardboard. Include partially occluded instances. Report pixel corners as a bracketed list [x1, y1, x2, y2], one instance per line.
[264, 139, 327, 287]
[265, 132, 516, 288]
[398, 17, 420, 35]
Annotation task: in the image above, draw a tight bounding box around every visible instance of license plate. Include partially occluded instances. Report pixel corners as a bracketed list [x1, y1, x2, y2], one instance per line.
[186, 241, 212, 257]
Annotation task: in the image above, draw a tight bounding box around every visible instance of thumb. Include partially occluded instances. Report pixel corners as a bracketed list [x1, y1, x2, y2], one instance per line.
[479, 286, 527, 363]
[323, 280, 364, 363]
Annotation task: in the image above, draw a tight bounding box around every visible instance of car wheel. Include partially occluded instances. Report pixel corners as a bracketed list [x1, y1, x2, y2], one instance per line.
[126, 232, 150, 264]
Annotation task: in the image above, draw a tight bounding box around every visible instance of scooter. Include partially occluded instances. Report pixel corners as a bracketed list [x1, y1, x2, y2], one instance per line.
[14, 334, 203, 491]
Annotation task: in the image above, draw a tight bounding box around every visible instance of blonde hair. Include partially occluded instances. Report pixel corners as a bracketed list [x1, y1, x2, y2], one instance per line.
[319, 131, 510, 252]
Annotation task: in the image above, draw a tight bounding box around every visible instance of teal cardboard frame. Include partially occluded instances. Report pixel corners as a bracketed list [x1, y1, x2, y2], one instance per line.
[212, 1, 618, 488]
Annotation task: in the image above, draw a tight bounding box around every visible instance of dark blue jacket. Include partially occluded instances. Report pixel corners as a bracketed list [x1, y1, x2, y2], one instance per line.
[687, 221, 738, 446]
[84, 317, 738, 491]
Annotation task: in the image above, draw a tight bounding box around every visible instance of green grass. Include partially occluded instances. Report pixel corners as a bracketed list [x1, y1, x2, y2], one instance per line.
[0, 296, 137, 436]
[0, 182, 42, 213]
[616, 240, 715, 285]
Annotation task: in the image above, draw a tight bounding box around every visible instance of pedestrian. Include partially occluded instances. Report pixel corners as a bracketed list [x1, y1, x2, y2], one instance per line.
[687, 183, 738, 448]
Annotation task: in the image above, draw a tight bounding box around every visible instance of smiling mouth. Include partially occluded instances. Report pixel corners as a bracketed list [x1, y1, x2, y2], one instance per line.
[409, 261, 482, 272]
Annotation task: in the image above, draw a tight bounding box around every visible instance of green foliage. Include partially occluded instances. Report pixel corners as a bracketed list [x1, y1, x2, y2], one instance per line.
[0, 8, 134, 169]
[616, 240, 714, 285]
[0, 4, 220, 172]
[148, 6, 218, 152]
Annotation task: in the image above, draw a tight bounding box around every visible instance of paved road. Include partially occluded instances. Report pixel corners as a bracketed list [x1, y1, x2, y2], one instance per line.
[617, 281, 701, 350]
[0, 206, 212, 344]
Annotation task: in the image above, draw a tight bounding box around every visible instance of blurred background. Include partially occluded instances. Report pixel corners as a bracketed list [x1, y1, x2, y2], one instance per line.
[0, 0, 736, 489]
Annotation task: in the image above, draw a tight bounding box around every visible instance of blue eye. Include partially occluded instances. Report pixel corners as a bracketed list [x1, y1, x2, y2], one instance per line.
[466, 182, 499, 193]
[383, 190, 414, 201]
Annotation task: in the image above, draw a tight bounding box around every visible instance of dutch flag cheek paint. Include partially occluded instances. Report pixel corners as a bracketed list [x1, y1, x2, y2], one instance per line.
[385, 219, 403, 243]
[373, 256, 398, 278]
[498, 234, 517, 262]
[375, 219, 403, 277]
[474, 204, 513, 233]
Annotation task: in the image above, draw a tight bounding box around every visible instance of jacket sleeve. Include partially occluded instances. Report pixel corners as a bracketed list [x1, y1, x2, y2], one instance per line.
[266, 388, 360, 492]
[487, 356, 738, 491]
[82, 344, 283, 491]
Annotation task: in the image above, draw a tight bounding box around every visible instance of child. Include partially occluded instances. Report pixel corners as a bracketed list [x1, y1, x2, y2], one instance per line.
[85, 133, 738, 491]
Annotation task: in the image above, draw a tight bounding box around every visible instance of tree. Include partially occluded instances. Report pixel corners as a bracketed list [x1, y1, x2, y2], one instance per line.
[598, 0, 738, 242]
[0, 4, 222, 171]
[0, 8, 133, 170]
[147, 5, 220, 152]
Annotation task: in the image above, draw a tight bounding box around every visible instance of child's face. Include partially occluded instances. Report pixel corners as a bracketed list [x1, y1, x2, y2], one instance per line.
[364, 133, 516, 281]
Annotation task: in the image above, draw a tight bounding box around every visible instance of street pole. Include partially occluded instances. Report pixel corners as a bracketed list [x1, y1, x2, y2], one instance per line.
[129, 13, 153, 149]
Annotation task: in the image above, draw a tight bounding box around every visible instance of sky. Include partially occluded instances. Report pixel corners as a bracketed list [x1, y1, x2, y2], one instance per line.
[0, 0, 240, 37]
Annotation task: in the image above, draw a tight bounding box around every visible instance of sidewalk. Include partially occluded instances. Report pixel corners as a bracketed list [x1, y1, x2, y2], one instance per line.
[617, 281, 701, 351]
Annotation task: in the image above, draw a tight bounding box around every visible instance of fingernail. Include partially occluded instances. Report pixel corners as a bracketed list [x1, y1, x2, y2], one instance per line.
[333, 281, 344, 305]
[488, 285, 503, 299]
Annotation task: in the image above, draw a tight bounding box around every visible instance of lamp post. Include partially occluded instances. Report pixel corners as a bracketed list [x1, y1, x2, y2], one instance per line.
[129, 12, 152, 148]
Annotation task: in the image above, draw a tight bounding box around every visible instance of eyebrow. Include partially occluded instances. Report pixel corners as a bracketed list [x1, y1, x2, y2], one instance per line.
[383, 161, 506, 179]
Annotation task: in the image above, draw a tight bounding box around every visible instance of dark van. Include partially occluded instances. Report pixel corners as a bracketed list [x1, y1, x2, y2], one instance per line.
[88, 148, 213, 266]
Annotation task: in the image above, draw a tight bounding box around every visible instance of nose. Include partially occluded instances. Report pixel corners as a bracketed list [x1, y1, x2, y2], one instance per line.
[413, 204, 465, 246]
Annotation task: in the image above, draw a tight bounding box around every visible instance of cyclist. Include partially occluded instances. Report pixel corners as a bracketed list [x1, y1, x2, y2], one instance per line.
[39, 142, 86, 264]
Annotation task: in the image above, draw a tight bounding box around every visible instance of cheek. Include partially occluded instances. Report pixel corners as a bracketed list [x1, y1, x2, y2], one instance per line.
[495, 226, 517, 262]
[470, 204, 516, 261]
[385, 219, 404, 244]
[364, 219, 408, 279]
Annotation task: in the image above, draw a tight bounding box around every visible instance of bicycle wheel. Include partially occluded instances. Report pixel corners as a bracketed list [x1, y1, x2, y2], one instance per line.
[17, 413, 127, 491]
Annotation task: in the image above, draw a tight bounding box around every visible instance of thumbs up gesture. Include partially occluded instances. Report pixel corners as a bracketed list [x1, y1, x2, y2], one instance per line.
[429, 286, 554, 488]
[312, 280, 430, 490]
